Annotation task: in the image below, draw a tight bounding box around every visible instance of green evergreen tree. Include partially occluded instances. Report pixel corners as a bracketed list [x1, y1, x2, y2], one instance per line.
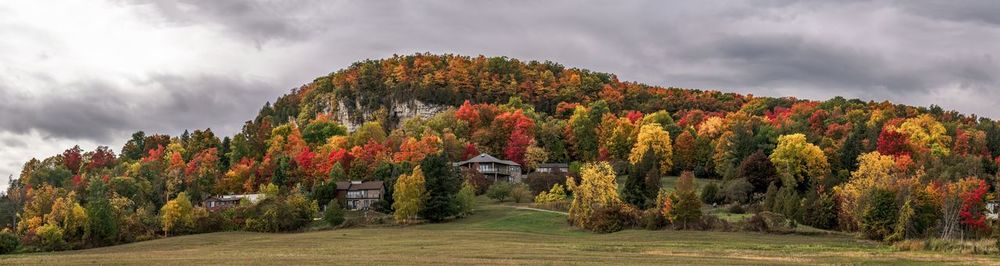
[419, 154, 461, 222]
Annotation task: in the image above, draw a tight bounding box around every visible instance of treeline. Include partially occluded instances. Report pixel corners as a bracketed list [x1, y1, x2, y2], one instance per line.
[1, 53, 998, 252]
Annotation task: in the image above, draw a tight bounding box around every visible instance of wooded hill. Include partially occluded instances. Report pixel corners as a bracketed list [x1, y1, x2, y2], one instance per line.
[2, 53, 996, 252]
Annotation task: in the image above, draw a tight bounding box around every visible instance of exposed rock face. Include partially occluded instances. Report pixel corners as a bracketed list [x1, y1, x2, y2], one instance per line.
[334, 98, 448, 131]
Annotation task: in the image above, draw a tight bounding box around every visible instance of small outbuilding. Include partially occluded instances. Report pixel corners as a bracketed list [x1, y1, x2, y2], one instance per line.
[202, 193, 266, 212]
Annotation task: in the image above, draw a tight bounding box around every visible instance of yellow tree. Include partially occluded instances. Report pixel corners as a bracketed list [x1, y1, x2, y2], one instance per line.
[567, 162, 621, 229]
[835, 151, 893, 229]
[603, 117, 638, 161]
[393, 166, 426, 223]
[897, 114, 951, 156]
[46, 192, 88, 240]
[769, 134, 830, 189]
[160, 192, 193, 236]
[628, 123, 673, 175]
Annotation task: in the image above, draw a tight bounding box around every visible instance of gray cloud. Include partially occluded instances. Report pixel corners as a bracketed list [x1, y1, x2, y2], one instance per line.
[0, 74, 278, 143]
[2, 0, 1000, 188]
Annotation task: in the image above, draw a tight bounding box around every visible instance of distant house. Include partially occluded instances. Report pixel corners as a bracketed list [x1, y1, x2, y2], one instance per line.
[454, 153, 523, 182]
[535, 163, 569, 174]
[336, 180, 384, 211]
[202, 193, 265, 212]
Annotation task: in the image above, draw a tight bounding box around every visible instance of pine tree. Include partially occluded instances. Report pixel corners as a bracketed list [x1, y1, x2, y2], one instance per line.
[671, 172, 702, 229]
[418, 154, 461, 222]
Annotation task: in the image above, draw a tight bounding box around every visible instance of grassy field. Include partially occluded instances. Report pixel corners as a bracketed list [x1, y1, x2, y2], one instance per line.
[659, 175, 717, 192]
[2, 200, 997, 265]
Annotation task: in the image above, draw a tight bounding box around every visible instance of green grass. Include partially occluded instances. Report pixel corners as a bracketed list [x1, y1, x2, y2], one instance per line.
[2, 201, 997, 265]
[660, 175, 717, 192]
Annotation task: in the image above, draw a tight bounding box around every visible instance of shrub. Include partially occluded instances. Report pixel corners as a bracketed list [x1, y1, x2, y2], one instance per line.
[742, 213, 769, 232]
[36, 224, 65, 251]
[191, 207, 225, 233]
[742, 211, 793, 233]
[525, 171, 566, 195]
[0, 231, 19, 254]
[462, 168, 492, 195]
[640, 209, 666, 230]
[801, 190, 837, 230]
[727, 204, 746, 214]
[700, 182, 720, 205]
[324, 200, 346, 227]
[860, 188, 898, 241]
[511, 183, 533, 203]
[456, 181, 477, 216]
[534, 183, 568, 203]
[245, 193, 319, 232]
[762, 183, 779, 211]
[722, 178, 753, 204]
[486, 182, 513, 202]
[702, 215, 731, 231]
[590, 203, 640, 233]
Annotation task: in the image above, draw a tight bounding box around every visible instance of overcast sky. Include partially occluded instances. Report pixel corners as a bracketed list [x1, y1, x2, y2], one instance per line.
[1, 0, 999, 189]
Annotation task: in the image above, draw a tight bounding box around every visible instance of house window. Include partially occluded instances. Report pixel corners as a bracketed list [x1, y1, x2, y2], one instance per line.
[347, 191, 365, 198]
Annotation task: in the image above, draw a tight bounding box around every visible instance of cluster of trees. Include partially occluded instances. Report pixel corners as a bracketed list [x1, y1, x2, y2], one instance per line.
[2, 53, 999, 252]
[391, 154, 475, 223]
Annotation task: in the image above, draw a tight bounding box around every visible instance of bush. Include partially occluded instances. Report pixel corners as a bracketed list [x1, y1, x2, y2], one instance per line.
[525, 172, 567, 195]
[456, 181, 477, 217]
[36, 224, 66, 251]
[0, 231, 19, 254]
[245, 193, 319, 232]
[742, 213, 769, 232]
[462, 168, 492, 195]
[511, 183, 532, 203]
[324, 200, 346, 227]
[700, 182, 721, 205]
[801, 190, 837, 230]
[192, 207, 225, 233]
[860, 188, 898, 241]
[641, 209, 666, 230]
[702, 215, 731, 231]
[534, 183, 568, 203]
[486, 182, 513, 202]
[722, 178, 753, 204]
[727, 204, 746, 214]
[741, 211, 793, 233]
[590, 203, 640, 233]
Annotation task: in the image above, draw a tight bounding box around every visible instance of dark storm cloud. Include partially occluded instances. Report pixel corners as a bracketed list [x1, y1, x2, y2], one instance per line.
[0, 78, 131, 142]
[0, 74, 277, 142]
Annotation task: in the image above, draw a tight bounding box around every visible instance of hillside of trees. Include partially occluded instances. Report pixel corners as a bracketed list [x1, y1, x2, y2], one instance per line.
[1, 53, 997, 252]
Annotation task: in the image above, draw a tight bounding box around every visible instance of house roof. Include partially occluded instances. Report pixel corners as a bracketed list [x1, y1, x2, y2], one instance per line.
[336, 180, 385, 191]
[456, 153, 520, 166]
[205, 193, 265, 203]
[538, 163, 569, 168]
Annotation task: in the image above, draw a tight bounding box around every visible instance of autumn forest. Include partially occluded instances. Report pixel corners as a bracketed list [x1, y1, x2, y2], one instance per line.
[1, 53, 997, 254]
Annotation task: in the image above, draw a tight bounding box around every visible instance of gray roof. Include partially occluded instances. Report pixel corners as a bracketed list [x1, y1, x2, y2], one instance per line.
[456, 153, 520, 166]
[537, 163, 569, 168]
[336, 181, 385, 191]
